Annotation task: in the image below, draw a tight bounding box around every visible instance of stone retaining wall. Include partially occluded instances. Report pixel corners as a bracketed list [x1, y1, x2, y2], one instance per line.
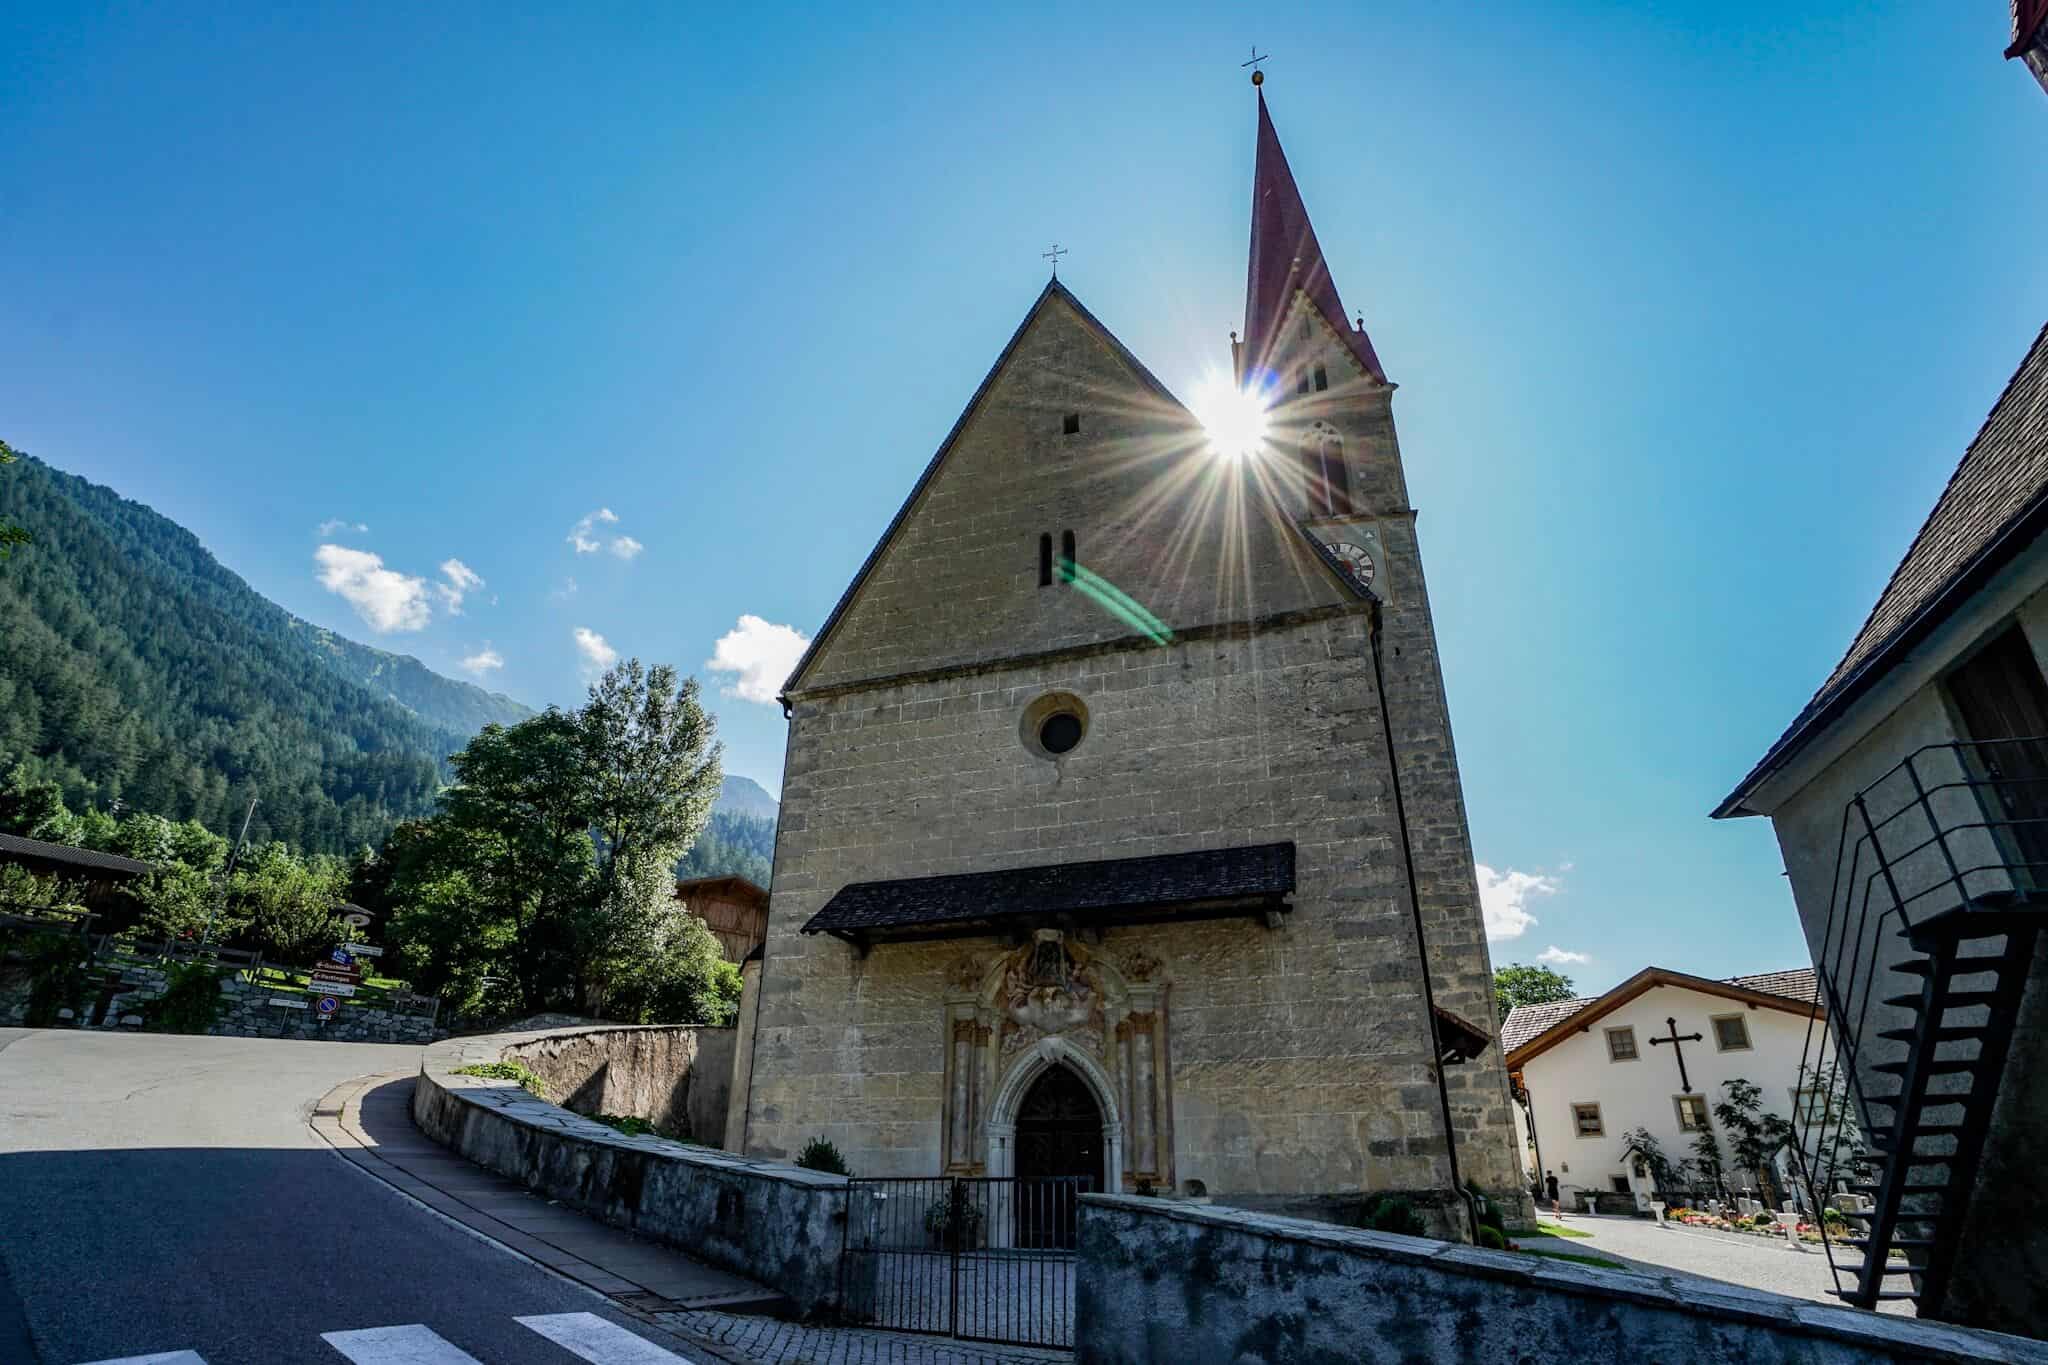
[1075, 1194, 2048, 1364]
[414, 1029, 849, 1316]
[0, 960, 440, 1043]
[503, 1024, 733, 1148]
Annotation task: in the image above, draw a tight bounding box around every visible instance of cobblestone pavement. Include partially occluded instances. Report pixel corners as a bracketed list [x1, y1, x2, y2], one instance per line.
[1525, 1213, 1914, 1316]
[656, 1310, 1071, 1365]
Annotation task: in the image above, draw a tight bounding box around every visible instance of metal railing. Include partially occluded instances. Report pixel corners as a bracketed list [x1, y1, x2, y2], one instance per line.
[1790, 737, 2048, 1300]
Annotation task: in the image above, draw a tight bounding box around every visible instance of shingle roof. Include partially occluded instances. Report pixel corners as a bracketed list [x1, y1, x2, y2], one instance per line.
[1724, 967, 1820, 1005]
[0, 833, 153, 878]
[1718, 323, 2048, 817]
[1499, 967, 1821, 1058]
[801, 842, 1295, 942]
[1500, 997, 1594, 1054]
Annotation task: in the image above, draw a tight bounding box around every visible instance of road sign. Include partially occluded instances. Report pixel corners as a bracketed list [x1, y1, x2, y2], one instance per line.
[269, 997, 310, 1009]
[314, 995, 340, 1016]
[331, 948, 354, 966]
[344, 944, 384, 957]
[341, 911, 373, 928]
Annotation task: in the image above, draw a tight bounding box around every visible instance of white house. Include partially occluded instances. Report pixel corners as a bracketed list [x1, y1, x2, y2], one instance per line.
[1501, 967, 1822, 1214]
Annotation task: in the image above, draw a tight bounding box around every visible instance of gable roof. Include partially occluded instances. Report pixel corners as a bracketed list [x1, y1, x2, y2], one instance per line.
[1241, 88, 1387, 387]
[0, 832, 153, 878]
[1501, 966, 1821, 1070]
[779, 278, 1188, 702]
[1716, 322, 2048, 817]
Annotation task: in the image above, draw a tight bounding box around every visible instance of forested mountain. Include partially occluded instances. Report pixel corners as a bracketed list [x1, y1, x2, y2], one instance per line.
[716, 774, 778, 820]
[0, 454, 529, 853]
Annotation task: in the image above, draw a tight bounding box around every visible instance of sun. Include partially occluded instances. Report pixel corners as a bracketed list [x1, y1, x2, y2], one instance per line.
[1189, 373, 1272, 461]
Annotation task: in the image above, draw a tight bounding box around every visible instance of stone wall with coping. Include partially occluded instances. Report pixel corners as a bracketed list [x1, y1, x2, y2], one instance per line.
[413, 1029, 849, 1316]
[1074, 1193, 2048, 1365]
[502, 1023, 734, 1148]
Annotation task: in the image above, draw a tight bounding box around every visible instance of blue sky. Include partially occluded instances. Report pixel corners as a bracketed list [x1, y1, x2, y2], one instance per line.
[4, 3, 2044, 992]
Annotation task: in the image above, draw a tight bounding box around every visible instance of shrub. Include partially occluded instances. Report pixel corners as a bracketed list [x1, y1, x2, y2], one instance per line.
[453, 1060, 549, 1098]
[148, 962, 226, 1034]
[15, 930, 92, 1026]
[796, 1137, 852, 1177]
[1363, 1195, 1428, 1238]
[1476, 1225, 1507, 1251]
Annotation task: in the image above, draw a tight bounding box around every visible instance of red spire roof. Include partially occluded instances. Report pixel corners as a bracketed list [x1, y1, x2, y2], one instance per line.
[1241, 89, 1387, 386]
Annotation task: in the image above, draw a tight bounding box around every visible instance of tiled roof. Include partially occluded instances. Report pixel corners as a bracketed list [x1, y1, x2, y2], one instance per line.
[1500, 997, 1594, 1054]
[0, 832, 153, 878]
[802, 842, 1295, 941]
[1724, 967, 1820, 1005]
[1719, 323, 2048, 816]
[1241, 89, 1387, 386]
[2012, 0, 2047, 56]
[1499, 967, 1821, 1057]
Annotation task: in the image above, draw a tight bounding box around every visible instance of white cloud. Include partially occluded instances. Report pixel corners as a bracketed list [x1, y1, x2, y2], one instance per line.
[316, 518, 369, 536]
[460, 647, 505, 675]
[608, 535, 644, 560]
[436, 557, 484, 613]
[707, 614, 812, 705]
[567, 507, 619, 554]
[1475, 863, 1562, 941]
[550, 577, 579, 601]
[1536, 945, 1590, 966]
[574, 626, 618, 675]
[315, 544, 431, 633]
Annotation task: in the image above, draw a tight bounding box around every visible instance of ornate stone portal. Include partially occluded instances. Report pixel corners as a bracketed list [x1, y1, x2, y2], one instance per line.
[941, 930, 1171, 1192]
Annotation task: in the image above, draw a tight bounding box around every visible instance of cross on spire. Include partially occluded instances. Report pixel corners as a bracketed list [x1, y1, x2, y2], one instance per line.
[1647, 1015, 1706, 1093]
[1042, 242, 1068, 279]
[1242, 45, 1269, 84]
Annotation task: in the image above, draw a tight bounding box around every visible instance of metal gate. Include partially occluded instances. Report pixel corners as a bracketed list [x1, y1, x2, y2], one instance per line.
[840, 1176, 1088, 1347]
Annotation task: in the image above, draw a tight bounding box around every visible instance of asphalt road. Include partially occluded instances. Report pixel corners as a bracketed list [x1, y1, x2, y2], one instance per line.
[0, 1028, 689, 1365]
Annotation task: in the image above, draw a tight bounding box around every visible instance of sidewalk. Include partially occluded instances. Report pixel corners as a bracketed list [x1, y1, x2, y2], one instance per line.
[312, 1071, 1071, 1365]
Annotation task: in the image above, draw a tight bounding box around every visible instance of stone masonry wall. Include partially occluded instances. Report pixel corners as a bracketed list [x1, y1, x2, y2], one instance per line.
[1074, 1194, 2048, 1365]
[505, 1025, 735, 1148]
[0, 961, 441, 1044]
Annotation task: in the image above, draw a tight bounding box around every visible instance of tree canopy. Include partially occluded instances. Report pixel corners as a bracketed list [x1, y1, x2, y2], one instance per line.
[1493, 962, 1578, 1019]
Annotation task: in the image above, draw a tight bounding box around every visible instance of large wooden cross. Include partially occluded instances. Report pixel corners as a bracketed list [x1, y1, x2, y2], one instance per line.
[1648, 1015, 1704, 1092]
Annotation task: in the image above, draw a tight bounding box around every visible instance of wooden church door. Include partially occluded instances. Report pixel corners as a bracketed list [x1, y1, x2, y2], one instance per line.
[1013, 1065, 1102, 1248]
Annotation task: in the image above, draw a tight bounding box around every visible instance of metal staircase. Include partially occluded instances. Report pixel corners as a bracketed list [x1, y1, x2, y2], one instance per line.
[1792, 740, 2046, 1315]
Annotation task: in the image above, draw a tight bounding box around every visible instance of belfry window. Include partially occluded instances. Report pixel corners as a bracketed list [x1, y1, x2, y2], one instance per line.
[1062, 413, 1081, 436]
[1038, 534, 1053, 588]
[1060, 530, 1077, 583]
[1305, 424, 1351, 516]
[1313, 364, 1329, 392]
[1296, 368, 1310, 395]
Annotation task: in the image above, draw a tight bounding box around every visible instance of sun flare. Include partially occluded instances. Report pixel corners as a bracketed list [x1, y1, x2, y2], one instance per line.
[1189, 374, 1272, 461]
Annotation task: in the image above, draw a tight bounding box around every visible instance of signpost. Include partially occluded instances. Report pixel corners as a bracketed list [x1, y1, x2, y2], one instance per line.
[314, 995, 340, 1017]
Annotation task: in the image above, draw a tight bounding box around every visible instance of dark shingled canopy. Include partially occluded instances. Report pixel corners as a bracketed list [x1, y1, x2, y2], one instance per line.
[802, 842, 1296, 948]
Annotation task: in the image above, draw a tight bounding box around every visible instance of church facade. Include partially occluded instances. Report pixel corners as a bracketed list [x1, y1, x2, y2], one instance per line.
[731, 86, 1528, 1236]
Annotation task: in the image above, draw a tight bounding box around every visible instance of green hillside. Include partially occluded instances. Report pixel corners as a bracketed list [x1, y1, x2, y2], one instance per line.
[0, 453, 529, 852]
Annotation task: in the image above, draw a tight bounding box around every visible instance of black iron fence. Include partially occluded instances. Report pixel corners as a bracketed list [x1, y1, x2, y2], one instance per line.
[840, 1175, 1090, 1348]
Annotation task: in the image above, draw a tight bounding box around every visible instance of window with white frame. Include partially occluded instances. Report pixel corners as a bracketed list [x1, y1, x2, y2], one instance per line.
[1606, 1026, 1637, 1061]
[1712, 1014, 1752, 1052]
[1675, 1095, 1711, 1132]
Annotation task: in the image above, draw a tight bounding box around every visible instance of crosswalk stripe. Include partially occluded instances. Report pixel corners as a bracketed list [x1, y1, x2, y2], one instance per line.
[515, 1312, 696, 1364]
[320, 1324, 485, 1364]
[75, 1355, 208, 1365]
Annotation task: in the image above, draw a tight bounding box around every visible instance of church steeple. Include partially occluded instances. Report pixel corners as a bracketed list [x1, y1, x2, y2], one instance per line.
[1239, 87, 1388, 387]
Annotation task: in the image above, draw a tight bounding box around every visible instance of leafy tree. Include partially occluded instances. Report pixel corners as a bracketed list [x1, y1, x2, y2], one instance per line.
[0, 864, 86, 915]
[1618, 1126, 1691, 1193]
[135, 862, 242, 941]
[232, 843, 346, 960]
[0, 762, 67, 837]
[1493, 963, 1577, 1020]
[0, 439, 29, 559]
[1689, 1126, 1726, 1196]
[1713, 1077, 1797, 1203]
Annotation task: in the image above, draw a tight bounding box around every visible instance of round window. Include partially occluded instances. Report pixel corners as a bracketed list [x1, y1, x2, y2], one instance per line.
[1020, 691, 1089, 760]
[1038, 712, 1083, 755]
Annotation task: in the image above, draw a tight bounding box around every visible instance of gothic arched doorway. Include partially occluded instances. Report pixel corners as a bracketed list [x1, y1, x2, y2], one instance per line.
[1013, 1064, 1102, 1248]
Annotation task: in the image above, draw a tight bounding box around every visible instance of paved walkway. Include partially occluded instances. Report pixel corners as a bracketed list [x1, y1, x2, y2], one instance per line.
[322, 1070, 1073, 1365]
[1522, 1213, 1915, 1317]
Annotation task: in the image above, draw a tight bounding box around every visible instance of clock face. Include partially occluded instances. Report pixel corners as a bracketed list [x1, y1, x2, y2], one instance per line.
[1327, 539, 1376, 590]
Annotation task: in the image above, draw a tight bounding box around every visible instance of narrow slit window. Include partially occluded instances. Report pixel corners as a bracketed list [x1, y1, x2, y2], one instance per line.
[1313, 364, 1329, 392]
[1038, 534, 1053, 588]
[1296, 368, 1310, 395]
[1062, 413, 1080, 436]
[1060, 530, 1076, 583]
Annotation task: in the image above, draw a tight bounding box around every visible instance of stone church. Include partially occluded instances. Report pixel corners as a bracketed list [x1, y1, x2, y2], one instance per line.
[728, 82, 1528, 1236]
